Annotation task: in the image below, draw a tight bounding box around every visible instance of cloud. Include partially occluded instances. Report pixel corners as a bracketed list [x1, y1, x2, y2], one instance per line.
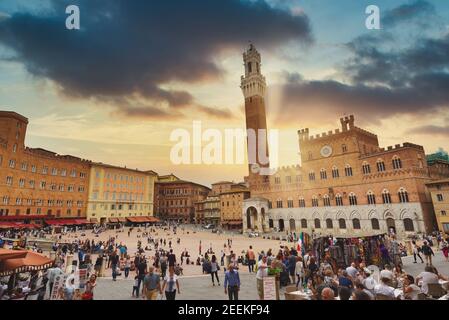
[0, 0, 312, 120]
[382, 0, 436, 27]
[271, 1, 449, 126]
[407, 125, 449, 137]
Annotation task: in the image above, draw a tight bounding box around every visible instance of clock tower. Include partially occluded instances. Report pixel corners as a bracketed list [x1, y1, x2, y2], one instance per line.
[241, 44, 269, 176]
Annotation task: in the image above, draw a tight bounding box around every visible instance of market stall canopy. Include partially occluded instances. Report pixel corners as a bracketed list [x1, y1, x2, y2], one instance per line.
[90, 218, 98, 223]
[0, 249, 27, 262]
[108, 218, 119, 223]
[117, 218, 127, 223]
[0, 250, 53, 276]
[126, 216, 159, 223]
[45, 219, 91, 226]
[0, 215, 51, 221]
[0, 222, 39, 229]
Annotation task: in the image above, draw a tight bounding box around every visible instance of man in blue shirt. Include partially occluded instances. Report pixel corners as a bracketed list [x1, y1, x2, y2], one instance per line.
[224, 264, 240, 300]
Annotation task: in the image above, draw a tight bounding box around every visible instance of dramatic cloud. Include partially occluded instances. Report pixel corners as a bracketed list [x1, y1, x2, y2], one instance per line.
[382, 0, 436, 27]
[272, 1, 449, 126]
[0, 0, 312, 119]
[407, 125, 449, 137]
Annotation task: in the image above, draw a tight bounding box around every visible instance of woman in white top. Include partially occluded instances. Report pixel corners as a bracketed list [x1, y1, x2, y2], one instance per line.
[402, 274, 421, 300]
[295, 256, 305, 288]
[416, 266, 439, 295]
[162, 268, 180, 300]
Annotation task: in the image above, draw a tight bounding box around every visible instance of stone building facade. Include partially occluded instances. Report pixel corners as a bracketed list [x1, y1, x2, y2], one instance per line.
[155, 177, 210, 223]
[426, 179, 449, 235]
[240, 48, 449, 239]
[86, 163, 157, 223]
[220, 183, 250, 230]
[0, 111, 91, 221]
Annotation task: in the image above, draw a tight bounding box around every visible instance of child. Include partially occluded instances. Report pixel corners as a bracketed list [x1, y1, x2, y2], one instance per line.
[132, 275, 139, 297]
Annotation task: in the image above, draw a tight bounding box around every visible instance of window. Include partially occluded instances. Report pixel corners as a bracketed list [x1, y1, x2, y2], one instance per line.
[29, 180, 35, 188]
[294, 219, 304, 230]
[287, 199, 293, 208]
[68, 185, 74, 192]
[276, 200, 283, 208]
[320, 169, 327, 180]
[441, 210, 447, 216]
[2, 196, 9, 205]
[61, 169, 67, 177]
[335, 195, 343, 206]
[298, 198, 305, 208]
[312, 197, 319, 207]
[42, 166, 48, 174]
[314, 219, 321, 229]
[6, 176, 13, 186]
[437, 194, 443, 202]
[323, 195, 331, 207]
[31, 165, 36, 173]
[392, 156, 402, 170]
[371, 218, 380, 230]
[339, 219, 346, 229]
[403, 218, 414, 231]
[332, 167, 339, 178]
[376, 160, 386, 172]
[326, 219, 333, 229]
[70, 170, 76, 177]
[349, 193, 357, 206]
[9, 159, 15, 168]
[352, 218, 361, 229]
[40, 181, 46, 189]
[398, 188, 409, 203]
[309, 172, 315, 181]
[59, 184, 65, 192]
[342, 144, 347, 153]
[367, 191, 376, 205]
[362, 162, 371, 175]
[80, 172, 86, 178]
[381, 189, 391, 204]
[78, 186, 85, 192]
[286, 176, 292, 184]
[274, 177, 281, 184]
[345, 165, 353, 177]
[19, 178, 25, 187]
[296, 175, 302, 183]
[51, 168, 58, 176]
[21, 162, 28, 171]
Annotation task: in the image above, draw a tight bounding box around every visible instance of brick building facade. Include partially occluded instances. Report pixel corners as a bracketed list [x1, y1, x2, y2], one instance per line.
[0, 111, 91, 222]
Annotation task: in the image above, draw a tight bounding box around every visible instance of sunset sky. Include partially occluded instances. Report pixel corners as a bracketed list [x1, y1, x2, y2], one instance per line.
[0, 0, 448, 186]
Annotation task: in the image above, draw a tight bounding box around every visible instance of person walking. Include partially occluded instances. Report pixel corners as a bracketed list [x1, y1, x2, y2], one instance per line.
[247, 246, 256, 273]
[421, 241, 435, 266]
[124, 255, 131, 278]
[136, 257, 147, 298]
[256, 256, 268, 300]
[162, 269, 180, 300]
[224, 264, 240, 300]
[143, 267, 162, 300]
[412, 240, 424, 263]
[441, 240, 449, 262]
[167, 249, 176, 272]
[295, 256, 305, 288]
[210, 255, 220, 286]
[110, 251, 119, 281]
[160, 255, 168, 278]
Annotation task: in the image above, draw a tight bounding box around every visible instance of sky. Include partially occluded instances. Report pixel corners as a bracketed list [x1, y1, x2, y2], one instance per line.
[0, 0, 448, 186]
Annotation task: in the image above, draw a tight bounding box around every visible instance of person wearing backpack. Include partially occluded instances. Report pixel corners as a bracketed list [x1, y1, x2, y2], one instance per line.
[421, 241, 434, 266]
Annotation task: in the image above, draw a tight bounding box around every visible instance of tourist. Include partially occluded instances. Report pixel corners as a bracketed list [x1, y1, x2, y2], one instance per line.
[287, 251, 297, 285]
[295, 256, 305, 288]
[132, 275, 139, 297]
[143, 266, 162, 300]
[124, 255, 131, 278]
[354, 282, 374, 300]
[380, 264, 394, 286]
[94, 255, 103, 276]
[361, 270, 377, 294]
[247, 246, 256, 273]
[338, 270, 353, 289]
[110, 251, 120, 281]
[402, 275, 421, 300]
[210, 255, 220, 286]
[136, 257, 147, 297]
[352, 290, 372, 300]
[160, 254, 168, 278]
[167, 249, 176, 272]
[256, 256, 268, 299]
[338, 286, 351, 300]
[321, 287, 335, 300]
[82, 275, 97, 300]
[421, 241, 434, 266]
[162, 268, 180, 300]
[412, 240, 424, 263]
[374, 277, 395, 299]
[224, 264, 240, 300]
[441, 240, 449, 262]
[345, 262, 358, 280]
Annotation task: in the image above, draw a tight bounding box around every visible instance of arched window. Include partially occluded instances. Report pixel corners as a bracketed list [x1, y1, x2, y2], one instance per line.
[287, 198, 294, 208]
[367, 191, 376, 205]
[301, 219, 307, 228]
[298, 198, 305, 208]
[349, 193, 357, 206]
[323, 195, 331, 207]
[403, 218, 414, 231]
[362, 162, 371, 175]
[312, 196, 319, 207]
[377, 159, 386, 172]
[326, 219, 333, 229]
[309, 171, 316, 181]
[339, 218, 346, 229]
[276, 199, 283, 208]
[268, 219, 274, 228]
[332, 166, 340, 178]
[398, 188, 409, 203]
[320, 168, 327, 180]
[392, 156, 402, 170]
[382, 189, 392, 204]
[352, 218, 361, 229]
[345, 164, 353, 177]
[342, 144, 347, 153]
[335, 194, 343, 206]
[314, 218, 321, 229]
[371, 218, 380, 230]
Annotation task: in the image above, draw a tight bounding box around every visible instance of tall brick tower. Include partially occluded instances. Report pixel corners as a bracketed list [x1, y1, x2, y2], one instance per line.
[241, 44, 269, 176]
